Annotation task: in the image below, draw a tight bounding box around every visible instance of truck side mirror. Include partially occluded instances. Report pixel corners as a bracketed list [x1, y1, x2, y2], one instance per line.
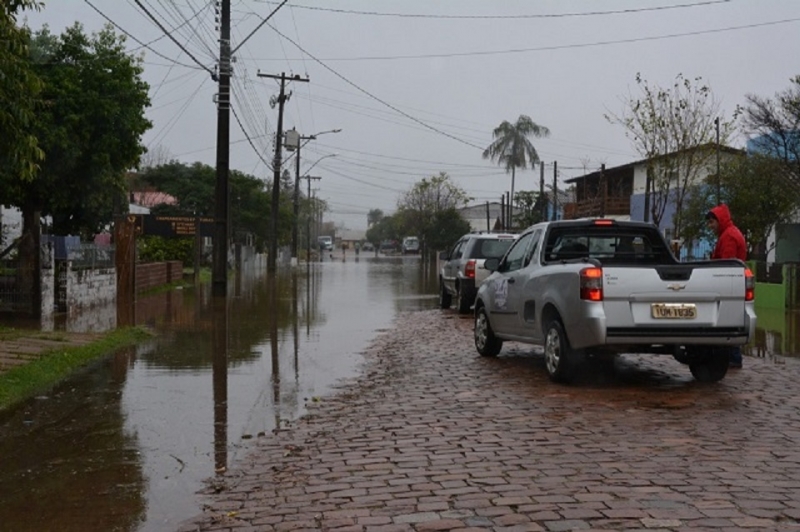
[484, 258, 500, 272]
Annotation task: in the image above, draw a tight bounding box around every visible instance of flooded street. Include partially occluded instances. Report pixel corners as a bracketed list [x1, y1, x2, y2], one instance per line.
[0, 253, 798, 531]
[0, 254, 437, 532]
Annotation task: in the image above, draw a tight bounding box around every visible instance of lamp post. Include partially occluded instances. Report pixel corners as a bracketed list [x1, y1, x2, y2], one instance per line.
[290, 129, 341, 263]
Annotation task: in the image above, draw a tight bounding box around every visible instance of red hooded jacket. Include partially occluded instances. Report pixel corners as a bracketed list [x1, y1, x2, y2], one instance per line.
[709, 204, 747, 261]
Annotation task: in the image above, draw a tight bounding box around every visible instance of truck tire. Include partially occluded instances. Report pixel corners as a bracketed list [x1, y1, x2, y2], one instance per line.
[456, 285, 472, 314]
[689, 347, 729, 383]
[439, 281, 452, 309]
[544, 320, 576, 383]
[475, 306, 502, 357]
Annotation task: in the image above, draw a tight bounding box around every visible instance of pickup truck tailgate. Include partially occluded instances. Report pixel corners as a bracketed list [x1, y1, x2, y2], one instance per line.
[601, 264, 749, 330]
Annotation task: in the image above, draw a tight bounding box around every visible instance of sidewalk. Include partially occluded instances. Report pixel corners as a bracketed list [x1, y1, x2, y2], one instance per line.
[0, 331, 104, 375]
[182, 310, 800, 532]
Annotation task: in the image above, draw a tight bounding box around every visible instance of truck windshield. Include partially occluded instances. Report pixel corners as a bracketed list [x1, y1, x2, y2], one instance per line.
[543, 226, 674, 264]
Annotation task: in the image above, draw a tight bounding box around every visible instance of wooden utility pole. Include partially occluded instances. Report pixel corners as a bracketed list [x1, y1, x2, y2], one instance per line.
[258, 72, 308, 273]
[600, 163, 607, 218]
[212, 0, 231, 297]
[552, 161, 558, 221]
[539, 162, 546, 221]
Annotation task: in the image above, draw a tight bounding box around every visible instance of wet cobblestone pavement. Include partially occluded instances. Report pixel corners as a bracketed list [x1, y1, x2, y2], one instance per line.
[182, 309, 800, 532]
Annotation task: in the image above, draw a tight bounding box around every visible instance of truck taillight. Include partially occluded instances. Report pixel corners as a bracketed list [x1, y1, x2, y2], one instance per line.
[465, 260, 476, 279]
[745, 268, 755, 301]
[580, 267, 603, 301]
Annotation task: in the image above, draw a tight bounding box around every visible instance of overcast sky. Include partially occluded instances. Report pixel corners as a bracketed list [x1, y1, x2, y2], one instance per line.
[24, 0, 800, 230]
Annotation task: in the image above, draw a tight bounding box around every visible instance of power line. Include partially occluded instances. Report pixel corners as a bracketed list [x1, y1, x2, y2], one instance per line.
[231, 0, 288, 54]
[83, 0, 209, 71]
[231, 105, 274, 171]
[256, 16, 800, 62]
[254, 0, 731, 20]
[130, 0, 216, 78]
[267, 23, 485, 151]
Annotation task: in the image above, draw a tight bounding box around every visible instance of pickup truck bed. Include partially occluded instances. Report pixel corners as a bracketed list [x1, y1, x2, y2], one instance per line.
[474, 219, 756, 383]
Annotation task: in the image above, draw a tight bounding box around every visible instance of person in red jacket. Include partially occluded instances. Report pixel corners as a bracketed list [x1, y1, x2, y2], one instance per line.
[706, 204, 746, 261]
[706, 203, 747, 368]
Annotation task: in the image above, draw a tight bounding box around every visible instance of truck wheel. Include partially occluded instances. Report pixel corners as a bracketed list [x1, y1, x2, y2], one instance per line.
[439, 281, 452, 309]
[475, 306, 502, 357]
[544, 320, 576, 383]
[689, 347, 729, 383]
[456, 285, 472, 314]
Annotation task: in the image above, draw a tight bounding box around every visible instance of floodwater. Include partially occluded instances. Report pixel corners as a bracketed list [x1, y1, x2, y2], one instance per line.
[0, 253, 798, 531]
[0, 253, 437, 532]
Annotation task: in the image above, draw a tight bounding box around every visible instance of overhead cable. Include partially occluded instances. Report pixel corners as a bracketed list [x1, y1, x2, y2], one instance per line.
[254, 0, 731, 20]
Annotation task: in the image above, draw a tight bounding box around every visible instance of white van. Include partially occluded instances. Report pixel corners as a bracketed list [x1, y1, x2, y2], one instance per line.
[402, 236, 420, 254]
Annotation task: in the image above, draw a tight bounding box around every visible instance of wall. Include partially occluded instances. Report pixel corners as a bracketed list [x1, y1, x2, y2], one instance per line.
[67, 267, 116, 314]
[135, 260, 183, 293]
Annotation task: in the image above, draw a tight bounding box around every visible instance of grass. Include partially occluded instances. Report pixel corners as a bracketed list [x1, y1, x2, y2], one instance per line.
[0, 327, 153, 412]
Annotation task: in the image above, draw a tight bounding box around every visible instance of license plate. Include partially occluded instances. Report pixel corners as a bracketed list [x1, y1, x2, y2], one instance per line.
[651, 303, 697, 319]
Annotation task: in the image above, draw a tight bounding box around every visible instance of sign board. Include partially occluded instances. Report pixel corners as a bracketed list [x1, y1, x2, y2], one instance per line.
[131, 214, 215, 238]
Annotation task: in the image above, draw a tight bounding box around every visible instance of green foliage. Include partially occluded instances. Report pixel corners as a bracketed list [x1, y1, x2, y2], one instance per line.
[424, 208, 472, 252]
[0, 327, 152, 412]
[397, 172, 470, 249]
[366, 215, 399, 245]
[11, 23, 152, 237]
[367, 208, 384, 227]
[483, 115, 550, 218]
[138, 235, 195, 265]
[139, 161, 281, 250]
[682, 154, 799, 259]
[0, 1, 44, 185]
[513, 190, 545, 229]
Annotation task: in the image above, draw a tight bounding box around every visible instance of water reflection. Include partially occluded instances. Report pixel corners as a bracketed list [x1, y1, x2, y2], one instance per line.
[747, 307, 800, 359]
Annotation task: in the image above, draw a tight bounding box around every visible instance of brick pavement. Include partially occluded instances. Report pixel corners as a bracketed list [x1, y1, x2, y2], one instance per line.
[181, 309, 800, 532]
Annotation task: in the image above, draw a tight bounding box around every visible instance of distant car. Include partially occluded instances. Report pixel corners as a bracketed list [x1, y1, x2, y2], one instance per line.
[317, 236, 334, 251]
[439, 232, 517, 314]
[361, 241, 375, 252]
[402, 236, 420, 255]
[380, 240, 399, 253]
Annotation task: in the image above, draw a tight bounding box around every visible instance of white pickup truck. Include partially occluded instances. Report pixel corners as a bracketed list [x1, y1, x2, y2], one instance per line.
[474, 219, 757, 383]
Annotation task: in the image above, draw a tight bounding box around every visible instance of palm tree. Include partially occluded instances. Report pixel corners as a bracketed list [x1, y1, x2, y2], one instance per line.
[483, 115, 550, 228]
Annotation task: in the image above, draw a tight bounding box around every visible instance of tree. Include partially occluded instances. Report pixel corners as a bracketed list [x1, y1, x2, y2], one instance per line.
[513, 190, 544, 228]
[397, 172, 470, 257]
[0, 1, 43, 187]
[743, 75, 800, 190]
[423, 208, 472, 254]
[6, 23, 152, 238]
[367, 209, 384, 227]
[681, 154, 798, 260]
[606, 73, 735, 236]
[482, 115, 550, 226]
[140, 161, 277, 251]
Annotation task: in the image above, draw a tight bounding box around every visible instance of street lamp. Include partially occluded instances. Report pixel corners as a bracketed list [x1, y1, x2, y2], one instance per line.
[290, 129, 341, 263]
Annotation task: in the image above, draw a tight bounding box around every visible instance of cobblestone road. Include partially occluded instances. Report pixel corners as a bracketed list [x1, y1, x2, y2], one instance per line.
[182, 309, 800, 532]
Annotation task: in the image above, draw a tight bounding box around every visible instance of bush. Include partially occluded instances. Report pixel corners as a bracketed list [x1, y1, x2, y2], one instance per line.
[138, 236, 195, 266]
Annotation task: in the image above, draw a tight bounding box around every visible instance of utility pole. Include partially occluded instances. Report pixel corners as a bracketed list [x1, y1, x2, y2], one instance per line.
[600, 163, 606, 218]
[293, 131, 302, 262]
[258, 72, 308, 273]
[715, 117, 721, 204]
[539, 162, 546, 221]
[212, 0, 231, 297]
[552, 161, 558, 221]
[304, 175, 321, 269]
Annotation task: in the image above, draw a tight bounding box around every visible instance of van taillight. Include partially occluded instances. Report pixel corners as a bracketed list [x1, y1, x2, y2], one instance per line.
[465, 260, 476, 279]
[580, 267, 603, 301]
[745, 268, 755, 301]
